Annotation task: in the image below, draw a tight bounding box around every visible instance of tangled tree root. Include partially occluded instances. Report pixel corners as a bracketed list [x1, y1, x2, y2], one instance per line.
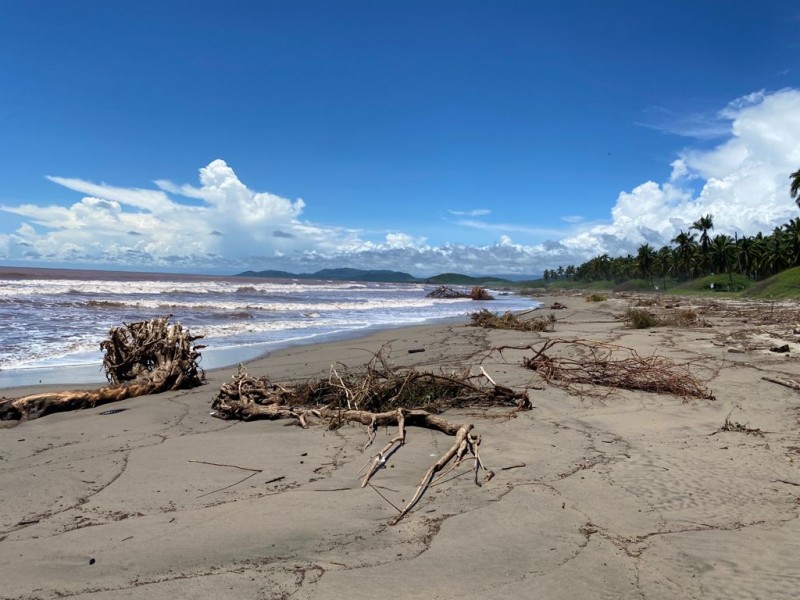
[425, 285, 494, 300]
[498, 339, 713, 401]
[469, 308, 555, 332]
[0, 316, 205, 421]
[211, 352, 530, 523]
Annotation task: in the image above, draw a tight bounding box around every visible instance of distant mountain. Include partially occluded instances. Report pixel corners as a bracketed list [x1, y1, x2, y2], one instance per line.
[423, 273, 514, 285]
[238, 269, 297, 279]
[237, 268, 536, 285]
[237, 268, 417, 283]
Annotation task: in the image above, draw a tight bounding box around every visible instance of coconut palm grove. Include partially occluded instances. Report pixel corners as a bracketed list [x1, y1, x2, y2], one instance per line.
[543, 169, 800, 293]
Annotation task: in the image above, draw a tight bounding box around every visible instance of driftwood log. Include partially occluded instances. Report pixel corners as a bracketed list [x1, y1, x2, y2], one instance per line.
[211, 354, 530, 523]
[0, 316, 205, 420]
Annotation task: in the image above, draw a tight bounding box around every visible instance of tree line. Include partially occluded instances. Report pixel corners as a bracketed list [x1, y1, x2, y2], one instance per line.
[544, 169, 800, 288]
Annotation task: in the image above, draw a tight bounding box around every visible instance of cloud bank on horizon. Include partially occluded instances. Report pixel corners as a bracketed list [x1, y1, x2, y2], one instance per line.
[2, 88, 799, 276]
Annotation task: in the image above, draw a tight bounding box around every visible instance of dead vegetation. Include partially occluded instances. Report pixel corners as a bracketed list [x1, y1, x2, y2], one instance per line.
[426, 286, 494, 300]
[0, 316, 205, 420]
[494, 339, 714, 401]
[468, 308, 556, 332]
[623, 307, 711, 329]
[210, 349, 530, 523]
[712, 407, 764, 437]
[585, 293, 607, 302]
[624, 308, 659, 329]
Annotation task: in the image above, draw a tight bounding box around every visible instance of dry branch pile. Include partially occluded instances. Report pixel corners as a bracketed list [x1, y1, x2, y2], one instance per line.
[468, 308, 555, 332]
[515, 339, 714, 401]
[624, 307, 711, 329]
[0, 316, 205, 420]
[211, 351, 530, 523]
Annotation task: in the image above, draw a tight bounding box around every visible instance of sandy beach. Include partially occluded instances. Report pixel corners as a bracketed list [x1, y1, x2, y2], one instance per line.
[2, 293, 800, 599]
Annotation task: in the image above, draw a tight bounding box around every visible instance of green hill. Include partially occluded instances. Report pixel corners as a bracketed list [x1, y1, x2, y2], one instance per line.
[741, 267, 800, 299]
[424, 273, 513, 286]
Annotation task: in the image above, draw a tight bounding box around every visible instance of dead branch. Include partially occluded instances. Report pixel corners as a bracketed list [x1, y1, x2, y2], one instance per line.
[517, 339, 714, 401]
[0, 316, 204, 421]
[762, 376, 800, 392]
[210, 353, 529, 523]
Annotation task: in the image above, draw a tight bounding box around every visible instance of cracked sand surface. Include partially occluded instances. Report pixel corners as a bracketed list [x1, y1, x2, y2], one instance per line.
[2, 296, 800, 599]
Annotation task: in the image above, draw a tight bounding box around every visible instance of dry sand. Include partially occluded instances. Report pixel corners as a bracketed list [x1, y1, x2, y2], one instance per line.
[1, 293, 800, 599]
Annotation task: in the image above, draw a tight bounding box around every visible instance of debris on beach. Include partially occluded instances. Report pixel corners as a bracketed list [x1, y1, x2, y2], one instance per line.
[623, 307, 711, 329]
[712, 407, 764, 437]
[468, 308, 556, 332]
[0, 316, 205, 420]
[425, 285, 495, 300]
[210, 349, 530, 523]
[495, 339, 713, 401]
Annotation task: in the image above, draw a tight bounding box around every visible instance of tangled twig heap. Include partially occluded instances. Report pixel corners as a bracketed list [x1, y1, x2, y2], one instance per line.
[211, 350, 530, 523]
[516, 339, 714, 401]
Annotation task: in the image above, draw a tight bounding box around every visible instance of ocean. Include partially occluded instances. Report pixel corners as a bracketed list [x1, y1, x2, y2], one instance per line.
[0, 269, 539, 389]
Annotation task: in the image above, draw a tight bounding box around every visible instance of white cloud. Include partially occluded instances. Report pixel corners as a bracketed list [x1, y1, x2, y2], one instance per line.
[447, 208, 491, 217]
[2, 88, 799, 275]
[555, 88, 800, 260]
[453, 218, 566, 239]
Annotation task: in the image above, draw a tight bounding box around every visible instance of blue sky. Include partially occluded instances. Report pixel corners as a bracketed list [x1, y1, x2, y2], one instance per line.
[1, 1, 799, 276]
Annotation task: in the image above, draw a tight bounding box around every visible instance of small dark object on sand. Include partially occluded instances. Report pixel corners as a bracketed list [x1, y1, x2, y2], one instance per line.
[770, 344, 790, 354]
[99, 408, 128, 416]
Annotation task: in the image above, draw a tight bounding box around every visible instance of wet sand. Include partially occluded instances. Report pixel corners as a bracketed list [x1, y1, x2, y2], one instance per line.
[1, 293, 799, 599]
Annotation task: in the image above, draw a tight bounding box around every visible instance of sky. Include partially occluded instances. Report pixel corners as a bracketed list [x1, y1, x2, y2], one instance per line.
[1, 0, 799, 277]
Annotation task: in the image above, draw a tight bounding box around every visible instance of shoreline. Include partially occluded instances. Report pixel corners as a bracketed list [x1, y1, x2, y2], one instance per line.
[3, 292, 800, 598]
[0, 308, 517, 392]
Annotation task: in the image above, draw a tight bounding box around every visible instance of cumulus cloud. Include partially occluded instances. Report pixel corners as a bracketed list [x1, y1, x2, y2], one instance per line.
[559, 88, 800, 258]
[1, 88, 799, 276]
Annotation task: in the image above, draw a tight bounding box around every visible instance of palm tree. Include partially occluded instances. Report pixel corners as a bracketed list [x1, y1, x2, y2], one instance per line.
[671, 230, 697, 280]
[654, 246, 673, 290]
[709, 234, 737, 285]
[636, 244, 656, 285]
[791, 168, 800, 208]
[690, 214, 714, 275]
[759, 228, 787, 276]
[737, 235, 759, 279]
[785, 217, 800, 267]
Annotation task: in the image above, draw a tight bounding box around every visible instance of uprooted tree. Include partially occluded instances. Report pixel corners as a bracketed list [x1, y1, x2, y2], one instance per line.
[425, 285, 495, 300]
[211, 350, 530, 524]
[0, 316, 205, 420]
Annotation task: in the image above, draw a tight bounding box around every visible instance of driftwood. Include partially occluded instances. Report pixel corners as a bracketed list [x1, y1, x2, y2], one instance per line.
[426, 286, 494, 300]
[211, 352, 530, 523]
[497, 339, 713, 401]
[0, 316, 205, 420]
[762, 376, 800, 392]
